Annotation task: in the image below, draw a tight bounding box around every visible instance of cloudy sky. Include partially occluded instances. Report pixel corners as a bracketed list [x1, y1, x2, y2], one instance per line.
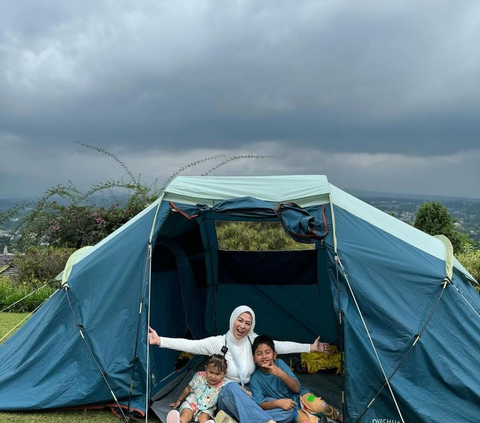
[1, 0, 480, 199]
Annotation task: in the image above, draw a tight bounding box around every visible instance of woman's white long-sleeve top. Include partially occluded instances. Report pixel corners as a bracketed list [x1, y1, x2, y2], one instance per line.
[160, 334, 310, 384]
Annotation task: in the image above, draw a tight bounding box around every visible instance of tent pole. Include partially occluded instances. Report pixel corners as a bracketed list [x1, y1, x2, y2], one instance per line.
[336, 257, 406, 423]
[144, 194, 165, 420]
[327, 194, 338, 255]
[333, 252, 345, 420]
[145, 243, 153, 422]
[126, 243, 152, 417]
[328, 194, 345, 416]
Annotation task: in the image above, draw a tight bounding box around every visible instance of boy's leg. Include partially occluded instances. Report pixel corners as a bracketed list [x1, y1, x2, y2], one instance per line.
[217, 382, 275, 423]
[260, 397, 295, 423]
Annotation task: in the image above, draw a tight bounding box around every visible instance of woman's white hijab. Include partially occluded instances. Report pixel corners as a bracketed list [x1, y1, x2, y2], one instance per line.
[225, 305, 256, 384]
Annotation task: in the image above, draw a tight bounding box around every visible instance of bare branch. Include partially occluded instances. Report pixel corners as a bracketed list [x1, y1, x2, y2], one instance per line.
[202, 155, 274, 176]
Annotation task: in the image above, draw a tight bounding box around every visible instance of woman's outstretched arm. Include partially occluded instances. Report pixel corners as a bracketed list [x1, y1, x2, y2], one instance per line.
[309, 336, 332, 353]
[270, 336, 331, 354]
[148, 326, 224, 356]
[148, 327, 162, 346]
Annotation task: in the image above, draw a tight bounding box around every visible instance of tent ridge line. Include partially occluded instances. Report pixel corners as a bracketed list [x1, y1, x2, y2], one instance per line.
[451, 283, 480, 319]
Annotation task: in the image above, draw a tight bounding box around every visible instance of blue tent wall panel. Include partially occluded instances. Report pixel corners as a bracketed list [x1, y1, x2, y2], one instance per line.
[329, 206, 480, 423]
[0, 204, 159, 411]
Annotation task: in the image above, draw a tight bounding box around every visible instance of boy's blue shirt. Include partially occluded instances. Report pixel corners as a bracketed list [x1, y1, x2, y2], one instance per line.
[250, 358, 302, 406]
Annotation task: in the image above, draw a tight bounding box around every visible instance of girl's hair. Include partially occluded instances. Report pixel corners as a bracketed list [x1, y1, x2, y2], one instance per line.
[206, 354, 228, 374]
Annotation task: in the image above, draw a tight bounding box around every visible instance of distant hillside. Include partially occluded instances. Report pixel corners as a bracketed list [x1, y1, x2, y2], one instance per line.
[2, 190, 480, 242]
[350, 188, 480, 203]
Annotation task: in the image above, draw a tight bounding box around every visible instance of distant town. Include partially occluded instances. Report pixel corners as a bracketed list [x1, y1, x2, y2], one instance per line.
[362, 196, 480, 243]
[1, 193, 480, 250]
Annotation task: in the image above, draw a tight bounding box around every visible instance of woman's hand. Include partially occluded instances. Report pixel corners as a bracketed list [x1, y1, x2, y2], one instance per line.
[310, 336, 331, 353]
[148, 326, 161, 346]
[169, 400, 181, 408]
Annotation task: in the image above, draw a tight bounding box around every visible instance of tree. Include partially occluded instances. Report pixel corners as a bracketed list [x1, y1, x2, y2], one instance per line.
[414, 201, 466, 254]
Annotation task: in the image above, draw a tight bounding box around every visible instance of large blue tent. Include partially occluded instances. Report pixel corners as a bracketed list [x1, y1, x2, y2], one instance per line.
[0, 175, 479, 422]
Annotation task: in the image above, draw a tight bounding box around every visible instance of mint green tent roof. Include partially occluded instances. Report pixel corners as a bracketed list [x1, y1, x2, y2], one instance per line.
[164, 175, 331, 206]
[164, 175, 475, 282]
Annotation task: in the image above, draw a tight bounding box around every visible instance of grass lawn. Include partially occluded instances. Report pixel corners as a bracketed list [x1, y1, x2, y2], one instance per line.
[0, 312, 30, 344]
[0, 410, 123, 423]
[0, 313, 160, 423]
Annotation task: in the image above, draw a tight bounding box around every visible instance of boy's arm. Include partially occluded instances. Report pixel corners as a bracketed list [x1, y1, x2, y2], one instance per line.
[263, 361, 300, 394]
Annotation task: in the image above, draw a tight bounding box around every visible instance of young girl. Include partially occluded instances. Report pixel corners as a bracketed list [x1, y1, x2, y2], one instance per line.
[167, 354, 229, 423]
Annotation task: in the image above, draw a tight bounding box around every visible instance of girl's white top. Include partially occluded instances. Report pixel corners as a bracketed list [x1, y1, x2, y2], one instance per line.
[159, 305, 310, 384]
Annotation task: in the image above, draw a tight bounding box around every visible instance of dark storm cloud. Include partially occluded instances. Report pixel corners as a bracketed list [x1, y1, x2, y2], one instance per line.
[1, 0, 480, 197]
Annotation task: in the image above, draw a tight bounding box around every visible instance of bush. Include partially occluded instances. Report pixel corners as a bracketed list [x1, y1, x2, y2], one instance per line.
[457, 246, 480, 293]
[13, 246, 75, 287]
[0, 277, 56, 313]
[216, 221, 314, 251]
[13, 195, 149, 250]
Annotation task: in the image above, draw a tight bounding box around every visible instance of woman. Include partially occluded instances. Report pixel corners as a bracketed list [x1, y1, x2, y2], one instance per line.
[149, 305, 330, 423]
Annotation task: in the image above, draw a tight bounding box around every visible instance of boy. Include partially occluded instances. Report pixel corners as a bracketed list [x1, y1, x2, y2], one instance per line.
[250, 335, 343, 423]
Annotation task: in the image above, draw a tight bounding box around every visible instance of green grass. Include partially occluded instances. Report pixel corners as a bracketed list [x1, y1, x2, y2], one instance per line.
[0, 313, 160, 422]
[0, 279, 56, 313]
[0, 410, 123, 423]
[0, 312, 29, 344]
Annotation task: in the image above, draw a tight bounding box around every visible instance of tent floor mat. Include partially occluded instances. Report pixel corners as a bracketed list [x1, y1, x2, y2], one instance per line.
[151, 364, 343, 422]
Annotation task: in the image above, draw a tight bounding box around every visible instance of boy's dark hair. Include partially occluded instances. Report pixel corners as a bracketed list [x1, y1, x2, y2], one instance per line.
[252, 335, 275, 354]
[207, 354, 228, 374]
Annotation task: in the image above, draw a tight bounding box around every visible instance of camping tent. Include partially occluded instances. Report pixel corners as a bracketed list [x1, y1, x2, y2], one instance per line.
[0, 175, 479, 423]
